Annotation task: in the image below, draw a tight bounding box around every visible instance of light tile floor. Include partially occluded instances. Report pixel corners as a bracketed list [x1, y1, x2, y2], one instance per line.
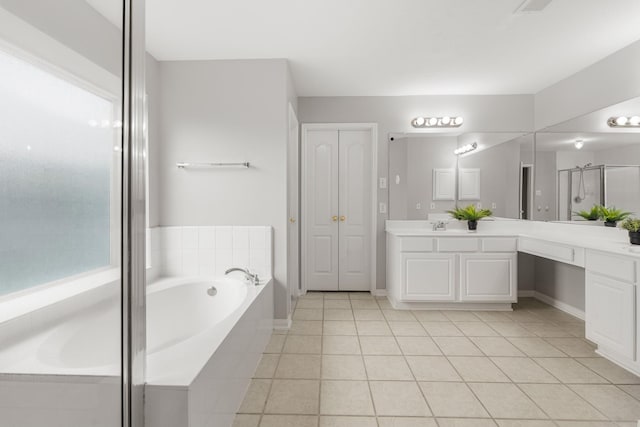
[235, 294, 640, 427]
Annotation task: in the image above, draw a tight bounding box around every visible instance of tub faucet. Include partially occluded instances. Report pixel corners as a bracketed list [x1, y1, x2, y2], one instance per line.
[225, 267, 260, 285]
[432, 220, 447, 231]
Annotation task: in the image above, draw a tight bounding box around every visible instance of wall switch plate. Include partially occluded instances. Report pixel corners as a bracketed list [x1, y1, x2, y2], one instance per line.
[491, 202, 497, 209]
[395, 175, 400, 185]
[430, 203, 436, 209]
[535, 190, 542, 196]
[379, 177, 387, 189]
[476, 202, 482, 208]
[416, 203, 421, 210]
[379, 202, 387, 214]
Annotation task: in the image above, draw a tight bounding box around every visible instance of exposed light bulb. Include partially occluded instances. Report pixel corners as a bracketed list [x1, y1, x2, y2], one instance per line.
[574, 139, 584, 150]
[88, 119, 98, 127]
[454, 142, 478, 155]
[630, 116, 640, 126]
[411, 116, 464, 128]
[112, 120, 123, 128]
[616, 116, 629, 126]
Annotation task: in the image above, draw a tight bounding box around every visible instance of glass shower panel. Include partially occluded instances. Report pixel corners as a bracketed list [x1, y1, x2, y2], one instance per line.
[605, 166, 640, 215]
[570, 168, 602, 217]
[0, 2, 124, 426]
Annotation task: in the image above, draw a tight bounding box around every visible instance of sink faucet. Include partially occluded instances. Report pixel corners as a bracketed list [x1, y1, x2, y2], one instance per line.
[225, 267, 260, 285]
[432, 220, 447, 231]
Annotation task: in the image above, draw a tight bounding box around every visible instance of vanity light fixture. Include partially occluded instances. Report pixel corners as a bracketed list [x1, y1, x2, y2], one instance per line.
[608, 116, 640, 128]
[574, 139, 584, 150]
[412, 116, 464, 128]
[454, 142, 477, 155]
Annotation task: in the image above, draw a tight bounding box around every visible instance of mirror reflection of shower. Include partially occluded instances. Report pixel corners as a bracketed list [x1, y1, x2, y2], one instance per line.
[558, 164, 640, 221]
[573, 162, 593, 203]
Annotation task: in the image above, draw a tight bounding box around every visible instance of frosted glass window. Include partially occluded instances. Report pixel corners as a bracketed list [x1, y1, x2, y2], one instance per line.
[0, 49, 118, 296]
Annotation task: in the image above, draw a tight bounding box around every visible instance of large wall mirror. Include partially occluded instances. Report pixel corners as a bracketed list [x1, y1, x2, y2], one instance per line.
[534, 97, 640, 222]
[388, 131, 533, 220]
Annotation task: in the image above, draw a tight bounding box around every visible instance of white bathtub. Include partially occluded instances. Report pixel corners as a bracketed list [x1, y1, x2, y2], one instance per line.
[0, 275, 274, 427]
[145, 276, 274, 427]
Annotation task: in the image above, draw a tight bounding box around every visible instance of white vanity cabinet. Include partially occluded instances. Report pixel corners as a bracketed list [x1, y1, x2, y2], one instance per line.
[460, 253, 517, 302]
[585, 250, 638, 363]
[387, 233, 518, 309]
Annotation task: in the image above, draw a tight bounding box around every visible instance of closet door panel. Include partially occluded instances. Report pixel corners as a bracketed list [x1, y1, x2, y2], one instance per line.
[338, 129, 372, 291]
[304, 129, 340, 290]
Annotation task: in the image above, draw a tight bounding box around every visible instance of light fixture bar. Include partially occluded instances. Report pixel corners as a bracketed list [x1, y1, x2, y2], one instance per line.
[607, 116, 640, 128]
[411, 116, 464, 128]
[454, 142, 477, 155]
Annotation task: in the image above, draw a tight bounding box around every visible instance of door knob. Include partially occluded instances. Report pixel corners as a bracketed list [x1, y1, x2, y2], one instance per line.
[340, 216, 346, 222]
[332, 216, 338, 222]
[289, 217, 296, 223]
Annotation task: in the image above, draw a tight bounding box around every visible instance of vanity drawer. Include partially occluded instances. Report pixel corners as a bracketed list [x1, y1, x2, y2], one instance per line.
[437, 238, 479, 252]
[518, 237, 575, 264]
[482, 238, 517, 252]
[400, 237, 435, 252]
[586, 250, 637, 283]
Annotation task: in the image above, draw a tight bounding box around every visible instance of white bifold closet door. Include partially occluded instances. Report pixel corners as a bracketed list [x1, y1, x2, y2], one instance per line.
[304, 128, 372, 291]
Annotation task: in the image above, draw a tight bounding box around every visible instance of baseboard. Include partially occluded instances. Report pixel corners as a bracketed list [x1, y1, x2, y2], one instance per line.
[518, 290, 535, 297]
[531, 291, 585, 321]
[273, 317, 292, 330]
[371, 289, 387, 297]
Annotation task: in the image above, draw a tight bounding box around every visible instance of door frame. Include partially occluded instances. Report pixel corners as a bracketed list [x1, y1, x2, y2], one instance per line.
[301, 123, 378, 295]
[286, 103, 300, 316]
[519, 162, 533, 220]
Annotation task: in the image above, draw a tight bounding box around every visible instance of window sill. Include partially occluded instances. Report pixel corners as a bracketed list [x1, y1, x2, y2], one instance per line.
[0, 267, 119, 324]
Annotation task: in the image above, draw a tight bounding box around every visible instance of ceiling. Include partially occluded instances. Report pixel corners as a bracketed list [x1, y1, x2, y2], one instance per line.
[87, 0, 640, 97]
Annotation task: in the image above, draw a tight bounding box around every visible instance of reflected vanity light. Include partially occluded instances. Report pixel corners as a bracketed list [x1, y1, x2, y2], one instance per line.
[574, 139, 584, 150]
[608, 116, 640, 128]
[412, 116, 463, 128]
[454, 142, 477, 155]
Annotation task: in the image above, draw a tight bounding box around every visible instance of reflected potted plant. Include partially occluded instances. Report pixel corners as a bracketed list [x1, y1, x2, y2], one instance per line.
[620, 218, 640, 245]
[573, 205, 601, 221]
[446, 205, 493, 231]
[599, 206, 631, 227]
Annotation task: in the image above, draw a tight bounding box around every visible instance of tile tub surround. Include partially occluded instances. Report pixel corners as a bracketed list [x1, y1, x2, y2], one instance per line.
[234, 294, 640, 426]
[151, 226, 273, 279]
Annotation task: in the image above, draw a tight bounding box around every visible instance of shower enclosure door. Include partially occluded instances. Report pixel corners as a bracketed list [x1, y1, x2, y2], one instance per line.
[0, 1, 145, 426]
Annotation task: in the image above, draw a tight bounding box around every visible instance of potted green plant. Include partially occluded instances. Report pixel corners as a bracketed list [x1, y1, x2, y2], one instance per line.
[573, 205, 601, 221]
[446, 205, 493, 231]
[599, 206, 631, 227]
[620, 218, 640, 245]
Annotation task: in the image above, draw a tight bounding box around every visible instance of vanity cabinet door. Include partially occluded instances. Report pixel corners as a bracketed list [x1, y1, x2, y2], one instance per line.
[586, 272, 635, 360]
[459, 253, 517, 302]
[400, 253, 456, 301]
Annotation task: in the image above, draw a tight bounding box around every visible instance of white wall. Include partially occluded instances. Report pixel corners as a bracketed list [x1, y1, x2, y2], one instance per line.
[157, 59, 291, 319]
[535, 40, 640, 130]
[146, 53, 161, 228]
[298, 95, 534, 289]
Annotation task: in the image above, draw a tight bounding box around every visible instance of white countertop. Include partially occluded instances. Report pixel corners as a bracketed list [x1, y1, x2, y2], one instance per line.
[386, 219, 640, 259]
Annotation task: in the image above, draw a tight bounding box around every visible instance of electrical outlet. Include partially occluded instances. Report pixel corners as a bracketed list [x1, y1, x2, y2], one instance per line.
[379, 177, 387, 189]
[395, 175, 400, 185]
[430, 203, 436, 209]
[476, 202, 482, 209]
[491, 202, 497, 209]
[379, 202, 387, 214]
[416, 203, 421, 210]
